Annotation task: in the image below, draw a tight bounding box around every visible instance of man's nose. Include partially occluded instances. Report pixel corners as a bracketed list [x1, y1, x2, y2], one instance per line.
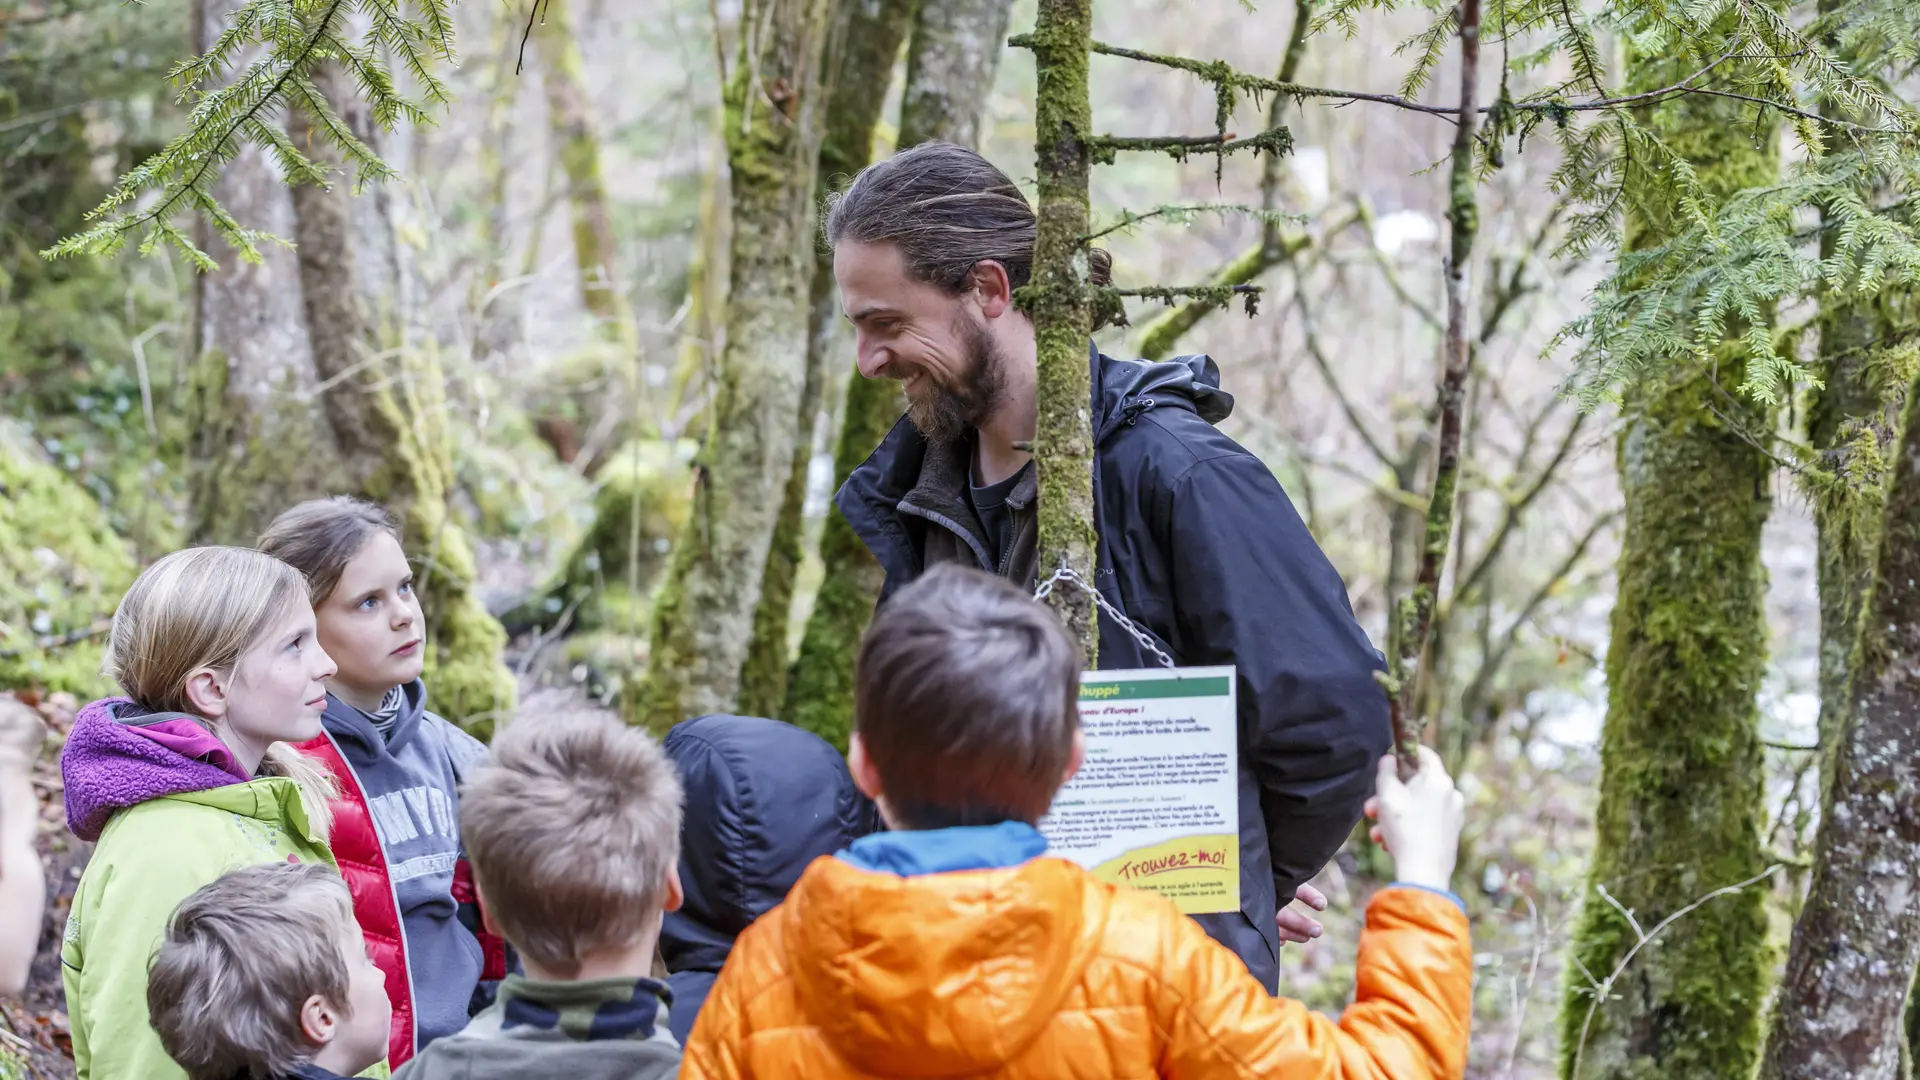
[855, 337, 892, 379]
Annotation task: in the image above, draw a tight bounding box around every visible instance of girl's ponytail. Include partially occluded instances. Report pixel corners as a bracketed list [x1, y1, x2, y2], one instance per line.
[106, 546, 338, 835]
[259, 743, 337, 839]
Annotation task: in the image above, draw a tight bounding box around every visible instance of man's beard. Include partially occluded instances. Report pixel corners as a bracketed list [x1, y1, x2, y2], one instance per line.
[903, 315, 1006, 444]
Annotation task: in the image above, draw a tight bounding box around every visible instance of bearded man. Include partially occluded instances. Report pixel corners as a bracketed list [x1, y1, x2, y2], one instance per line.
[824, 141, 1393, 993]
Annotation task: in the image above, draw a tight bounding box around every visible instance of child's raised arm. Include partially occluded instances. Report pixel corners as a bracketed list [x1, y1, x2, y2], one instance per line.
[1158, 747, 1473, 1080]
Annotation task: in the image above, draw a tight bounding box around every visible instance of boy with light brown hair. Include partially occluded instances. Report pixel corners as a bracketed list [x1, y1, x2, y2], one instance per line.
[683, 563, 1475, 1080]
[147, 861, 393, 1080]
[394, 708, 684, 1079]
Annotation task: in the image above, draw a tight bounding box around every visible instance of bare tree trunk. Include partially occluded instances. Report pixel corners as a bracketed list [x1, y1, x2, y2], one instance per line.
[1760, 347, 1920, 1080]
[899, 0, 1016, 150]
[737, 0, 916, 720]
[638, 0, 838, 730]
[784, 0, 1015, 745]
[1559, 40, 1778, 1079]
[185, 0, 344, 546]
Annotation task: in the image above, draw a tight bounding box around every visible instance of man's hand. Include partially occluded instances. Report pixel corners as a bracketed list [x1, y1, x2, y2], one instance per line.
[1275, 882, 1327, 944]
[1363, 746, 1464, 892]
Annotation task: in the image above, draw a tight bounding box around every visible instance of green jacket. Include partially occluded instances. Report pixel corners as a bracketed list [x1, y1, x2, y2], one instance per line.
[62, 777, 336, 1080]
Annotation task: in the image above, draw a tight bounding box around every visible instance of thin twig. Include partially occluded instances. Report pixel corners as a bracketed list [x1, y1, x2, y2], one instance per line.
[1570, 866, 1782, 1080]
[1292, 289, 1398, 471]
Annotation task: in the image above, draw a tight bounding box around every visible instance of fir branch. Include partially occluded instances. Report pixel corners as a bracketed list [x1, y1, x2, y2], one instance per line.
[43, 0, 454, 267]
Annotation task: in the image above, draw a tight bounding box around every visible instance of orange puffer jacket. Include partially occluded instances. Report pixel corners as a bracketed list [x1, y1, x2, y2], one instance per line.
[682, 855, 1472, 1079]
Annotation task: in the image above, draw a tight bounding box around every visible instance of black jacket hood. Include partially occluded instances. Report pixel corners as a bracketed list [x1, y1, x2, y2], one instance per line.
[659, 714, 880, 1043]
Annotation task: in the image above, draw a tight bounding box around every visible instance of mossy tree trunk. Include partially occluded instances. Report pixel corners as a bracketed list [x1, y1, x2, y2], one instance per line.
[185, 0, 346, 546]
[1806, 311, 1892, 750]
[1761, 339, 1920, 1080]
[276, 64, 516, 734]
[535, 0, 640, 477]
[1024, 0, 1097, 655]
[1559, 53, 1778, 1080]
[736, 0, 917, 720]
[638, 0, 838, 731]
[783, 0, 1015, 745]
[539, 0, 634, 348]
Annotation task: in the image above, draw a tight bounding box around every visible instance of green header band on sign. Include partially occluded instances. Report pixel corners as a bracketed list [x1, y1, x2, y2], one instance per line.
[1080, 677, 1233, 701]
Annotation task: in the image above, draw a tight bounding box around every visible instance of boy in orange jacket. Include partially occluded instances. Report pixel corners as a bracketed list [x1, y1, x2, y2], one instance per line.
[684, 563, 1474, 1079]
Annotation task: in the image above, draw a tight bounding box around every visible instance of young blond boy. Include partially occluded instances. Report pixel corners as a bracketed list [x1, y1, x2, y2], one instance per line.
[683, 563, 1474, 1079]
[394, 709, 684, 1079]
[147, 862, 393, 1080]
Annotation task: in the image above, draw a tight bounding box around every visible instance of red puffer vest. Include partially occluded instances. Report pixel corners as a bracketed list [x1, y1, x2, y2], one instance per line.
[299, 736, 508, 1067]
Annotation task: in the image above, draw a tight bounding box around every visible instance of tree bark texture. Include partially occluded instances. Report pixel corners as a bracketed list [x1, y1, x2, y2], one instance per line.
[185, 0, 344, 547]
[899, 0, 1015, 150]
[737, 0, 917, 721]
[784, 0, 1015, 745]
[1805, 282, 1905, 764]
[285, 65, 515, 732]
[639, 0, 838, 731]
[1559, 51, 1778, 1080]
[1025, 0, 1097, 658]
[1758, 305, 1920, 1080]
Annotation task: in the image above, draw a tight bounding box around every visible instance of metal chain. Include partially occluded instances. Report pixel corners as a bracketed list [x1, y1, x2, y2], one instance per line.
[1034, 565, 1176, 669]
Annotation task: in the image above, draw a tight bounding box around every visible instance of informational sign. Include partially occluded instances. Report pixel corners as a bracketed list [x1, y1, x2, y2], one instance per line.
[1037, 666, 1239, 914]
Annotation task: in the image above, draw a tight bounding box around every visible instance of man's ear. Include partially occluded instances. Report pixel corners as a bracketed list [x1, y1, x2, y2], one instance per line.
[663, 863, 685, 914]
[847, 733, 885, 803]
[297, 992, 337, 1047]
[969, 260, 1015, 320]
[1063, 729, 1086, 785]
[183, 667, 229, 720]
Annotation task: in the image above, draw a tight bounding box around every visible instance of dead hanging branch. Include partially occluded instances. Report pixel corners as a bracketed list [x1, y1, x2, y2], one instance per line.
[1084, 125, 1295, 165]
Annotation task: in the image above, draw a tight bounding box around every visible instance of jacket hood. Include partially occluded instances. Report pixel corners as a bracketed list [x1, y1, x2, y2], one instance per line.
[660, 716, 878, 979]
[62, 697, 253, 841]
[320, 679, 429, 755]
[782, 855, 1102, 1076]
[1091, 349, 1235, 443]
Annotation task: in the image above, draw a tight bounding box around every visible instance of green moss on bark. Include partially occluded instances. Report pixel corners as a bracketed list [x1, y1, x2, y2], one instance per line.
[784, 374, 903, 746]
[738, 0, 916, 720]
[1559, 48, 1778, 1080]
[515, 440, 694, 636]
[0, 419, 138, 696]
[1026, 0, 1099, 658]
[637, 0, 835, 732]
[783, 0, 1013, 742]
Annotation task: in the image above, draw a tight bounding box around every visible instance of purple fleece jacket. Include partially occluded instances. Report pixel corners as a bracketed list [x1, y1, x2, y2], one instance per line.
[62, 698, 251, 842]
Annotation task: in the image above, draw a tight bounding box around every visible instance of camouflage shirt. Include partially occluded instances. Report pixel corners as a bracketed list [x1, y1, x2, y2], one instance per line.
[392, 975, 680, 1080]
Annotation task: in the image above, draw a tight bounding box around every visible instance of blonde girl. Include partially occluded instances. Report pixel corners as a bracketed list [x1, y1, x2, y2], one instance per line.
[60, 546, 345, 1080]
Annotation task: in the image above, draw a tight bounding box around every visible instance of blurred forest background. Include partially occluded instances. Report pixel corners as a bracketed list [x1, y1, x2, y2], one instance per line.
[3, 0, 1919, 1076]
